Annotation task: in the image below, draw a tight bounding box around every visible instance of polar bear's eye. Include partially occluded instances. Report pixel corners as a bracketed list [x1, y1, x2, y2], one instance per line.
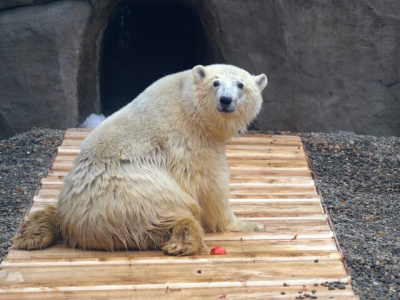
[237, 83, 244, 89]
[213, 81, 220, 87]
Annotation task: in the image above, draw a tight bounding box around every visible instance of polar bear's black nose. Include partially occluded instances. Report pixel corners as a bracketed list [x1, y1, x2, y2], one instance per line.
[220, 96, 232, 105]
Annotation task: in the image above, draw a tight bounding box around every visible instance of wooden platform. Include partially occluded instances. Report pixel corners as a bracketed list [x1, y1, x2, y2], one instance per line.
[0, 128, 358, 299]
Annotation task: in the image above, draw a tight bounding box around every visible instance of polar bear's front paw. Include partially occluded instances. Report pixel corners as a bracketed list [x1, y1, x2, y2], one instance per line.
[162, 240, 201, 256]
[231, 220, 266, 232]
[162, 217, 205, 256]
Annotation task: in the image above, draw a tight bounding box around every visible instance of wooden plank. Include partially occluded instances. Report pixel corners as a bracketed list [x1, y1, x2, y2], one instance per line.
[0, 260, 349, 292]
[229, 169, 313, 176]
[52, 155, 76, 162]
[33, 195, 323, 203]
[29, 198, 323, 218]
[231, 202, 323, 218]
[51, 157, 310, 169]
[28, 203, 329, 223]
[3, 244, 343, 267]
[0, 285, 358, 300]
[227, 144, 305, 151]
[5, 238, 339, 264]
[28, 202, 328, 223]
[55, 148, 309, 161]
[49, 162, 75, 171]
[228, 158, 309, 167]
[1, 251, 343, 267]
[230, 173, 313, 182]
[34, 186, 319, 201]
[42, 170, 315, 184]
[40, 177, 315, 190]
[48, 163, 312, 173]
[59, 140, 307, 152]
[32, 197, 324, 206]
[228, 138, 302, 147]
[53, 154, 309, 163]
[204, 231, 333, 241]
[56, 147, 80, 156]
[60, 138, 306, 153]
[226, 150, 305, 159]
[229, 193, 319, 199]
[229, 194, 319, 200]
[230, 180, 314, 187]
[229, 185, 317, 193]
[5, 239, 339, 262]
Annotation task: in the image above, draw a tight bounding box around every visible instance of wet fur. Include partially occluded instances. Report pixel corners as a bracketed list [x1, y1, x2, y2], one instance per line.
[14, 65, 268, 255]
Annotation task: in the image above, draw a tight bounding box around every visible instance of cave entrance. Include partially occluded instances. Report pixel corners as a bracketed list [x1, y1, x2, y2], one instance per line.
[101, 1, 211, 116]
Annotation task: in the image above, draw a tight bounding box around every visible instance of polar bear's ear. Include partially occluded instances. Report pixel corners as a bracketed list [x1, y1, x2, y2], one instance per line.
[193, 65, 207, 83]
[254, 74, 268, 91]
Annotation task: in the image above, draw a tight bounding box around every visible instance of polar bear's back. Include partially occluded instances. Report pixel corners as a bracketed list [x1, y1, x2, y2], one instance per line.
[80, 69, 193, 160]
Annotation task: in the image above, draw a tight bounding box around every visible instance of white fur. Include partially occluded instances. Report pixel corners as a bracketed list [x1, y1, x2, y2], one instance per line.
[14, 64, 268, 255]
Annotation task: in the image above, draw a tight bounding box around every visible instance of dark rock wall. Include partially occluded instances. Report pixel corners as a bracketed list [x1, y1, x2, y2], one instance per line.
[0, 1, 91, 139]
[0, 0, 399, 139]
[198, 0, 400, 136]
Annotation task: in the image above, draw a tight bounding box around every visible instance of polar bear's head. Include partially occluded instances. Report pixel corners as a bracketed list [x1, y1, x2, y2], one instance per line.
[192, 64, 267, 136]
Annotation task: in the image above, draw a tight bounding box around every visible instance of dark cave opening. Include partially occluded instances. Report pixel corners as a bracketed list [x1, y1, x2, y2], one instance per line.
[101, 2, 211, 116]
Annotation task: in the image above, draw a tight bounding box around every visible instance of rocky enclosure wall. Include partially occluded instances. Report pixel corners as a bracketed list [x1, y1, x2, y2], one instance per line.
[0, 0, 399, 139]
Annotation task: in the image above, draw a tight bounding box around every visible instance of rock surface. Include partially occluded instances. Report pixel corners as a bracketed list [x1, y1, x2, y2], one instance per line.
[0, 0, 399, 138]
[0, 1, 91, 139]
[199, 0, 400, 136]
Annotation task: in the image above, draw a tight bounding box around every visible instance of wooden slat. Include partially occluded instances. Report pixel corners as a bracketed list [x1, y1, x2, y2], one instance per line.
[228, 136, 302, 146]
[227, 150, 305, 159]
[55, 147, 308, 160]
[3, 242, 343, 268]
[51, 157, 310, 171]
[231, 201, 323, 216]
[230, 173, 313, 182]
[0, 260, 349, 292]
[28, 200, 324, 220]
[34, 185, 318, 199]
[227, 144, 304, 151]
[0, 286, 359, 300]
[5, 239, 339, 263]
[42, 170, 315, 185]
[40, 177, 315, 190]
[60, 140, 307, 152]
[229, 169, 312, 176]
[228, 160, 309, 169]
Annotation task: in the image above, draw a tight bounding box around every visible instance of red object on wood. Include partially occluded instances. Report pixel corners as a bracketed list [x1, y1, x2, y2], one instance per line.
[210, 246, 227, 255]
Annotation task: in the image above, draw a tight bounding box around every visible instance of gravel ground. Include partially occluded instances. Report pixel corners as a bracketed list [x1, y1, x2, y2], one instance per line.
[0, 128, 64, 262]
[0, 128, 399, 300]
[269, 130, 399, 300]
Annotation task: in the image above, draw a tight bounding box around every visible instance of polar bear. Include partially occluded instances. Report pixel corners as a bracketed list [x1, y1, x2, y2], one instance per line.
[14, 64, 268, 255]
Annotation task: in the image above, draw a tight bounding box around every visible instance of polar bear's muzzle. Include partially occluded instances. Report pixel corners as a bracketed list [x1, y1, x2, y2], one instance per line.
[217, 96, 236, 113]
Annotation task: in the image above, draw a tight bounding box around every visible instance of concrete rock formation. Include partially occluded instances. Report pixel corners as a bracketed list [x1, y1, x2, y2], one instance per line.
[0, 0, 399, 139]
[0, 1, 91, 139]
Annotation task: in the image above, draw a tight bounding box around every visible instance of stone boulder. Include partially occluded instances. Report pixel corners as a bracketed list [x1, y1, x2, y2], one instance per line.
[0, 1, 91, 139]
